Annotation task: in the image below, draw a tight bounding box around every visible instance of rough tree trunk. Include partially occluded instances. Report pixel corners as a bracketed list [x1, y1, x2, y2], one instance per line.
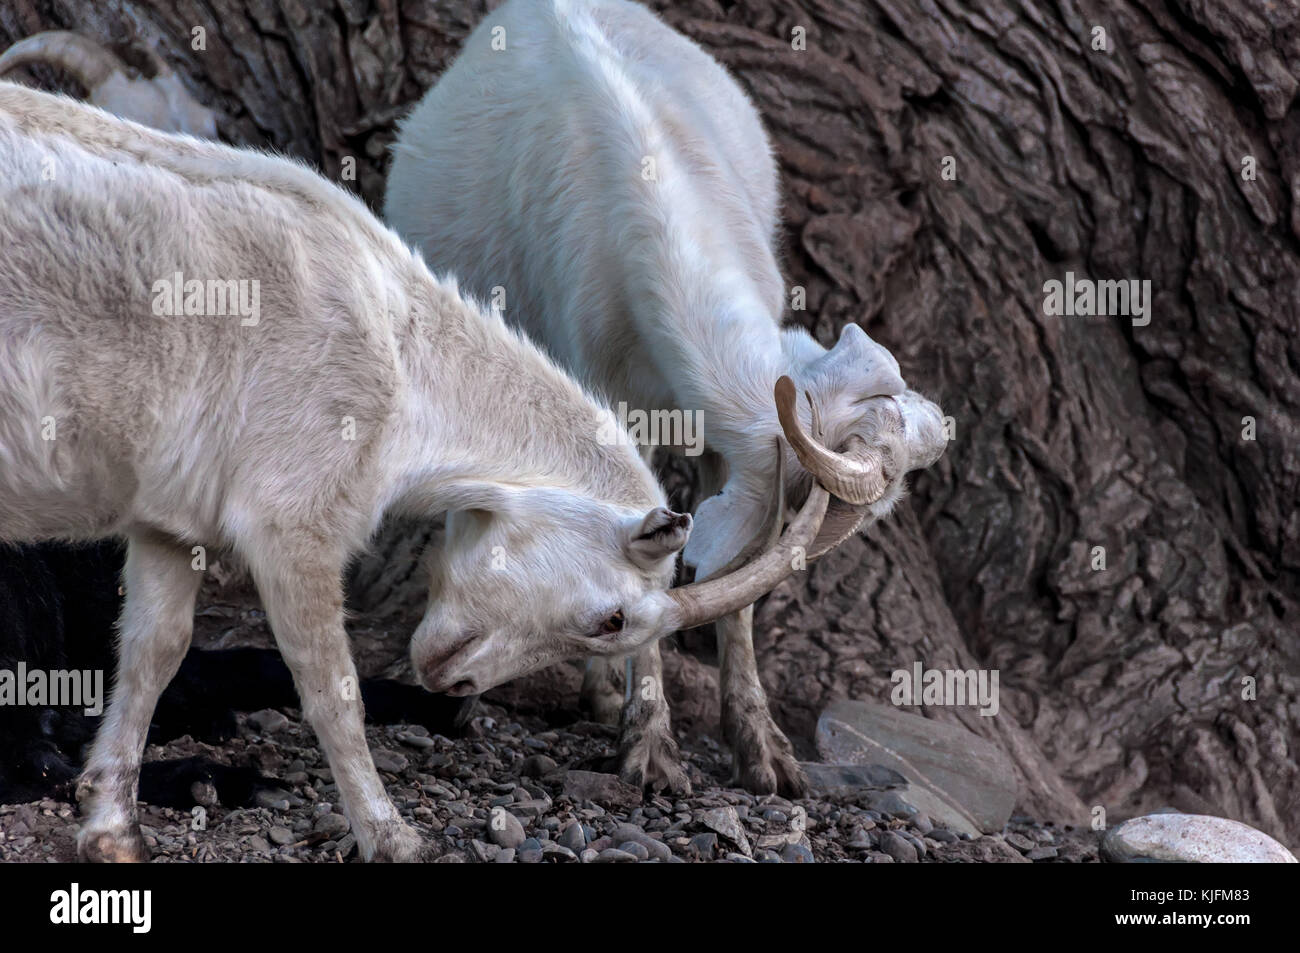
[3, 0, 1295, 842]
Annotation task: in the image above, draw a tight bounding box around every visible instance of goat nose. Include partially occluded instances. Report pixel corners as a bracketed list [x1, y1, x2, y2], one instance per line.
[420, 635, 478, 686]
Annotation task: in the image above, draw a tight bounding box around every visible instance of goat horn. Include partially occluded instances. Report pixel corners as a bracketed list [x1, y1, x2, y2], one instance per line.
[0, 32, 124, 91]
[660, 439, 827, 631]
[774, 374, 887, 506]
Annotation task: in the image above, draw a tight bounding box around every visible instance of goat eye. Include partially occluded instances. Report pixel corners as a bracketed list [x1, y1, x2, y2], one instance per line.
[595, 610, 625, 637]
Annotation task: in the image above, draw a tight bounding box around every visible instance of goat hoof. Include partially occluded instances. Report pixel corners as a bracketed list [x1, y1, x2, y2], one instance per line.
[366, 822, 431, 862]
[78, 826, 148, 863]
[726, 715, 809, 798]
[618, 733, 692, 795]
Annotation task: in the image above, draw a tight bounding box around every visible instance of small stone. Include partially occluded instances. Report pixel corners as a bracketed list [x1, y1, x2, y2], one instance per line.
[268, 826, 295, 846]
[486, 809, 526, 849]
[927, 828, 960, 844]
[494, 848, 516, 864]
[371, 749, 409, 774]
[314, 813, 350, 839]
[541, 842, 578, 862]
[470, 840, 500, 863]
[698, 807, 751, 856]
[593, 848, 639, 863]
[558, 822, 587, 854]
[561, 771, 642, 808]
[520, 754, 558, 777]
[254, 790, 291, 812]
[1026, 846, 1058, 861]
[780, 842, 815, 864]
[618, 841, 650, 861]
[1005, 831, 1036, 853]
[517, 848, 544, 864]
[396, 731, 435, 750]
[688, 832, 718, 861]
[247, 709, 288, 734]
[865, 791, 918, 820]
[1101, 814, 1297, 864]
[755, 849, 783, 863]
[580, 848, 599, 863]
[880, 830, 918, 864]
[610, 823, 672, 862]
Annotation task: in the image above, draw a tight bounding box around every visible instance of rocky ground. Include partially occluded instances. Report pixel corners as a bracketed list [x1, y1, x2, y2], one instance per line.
[0, 701, 1100, 863]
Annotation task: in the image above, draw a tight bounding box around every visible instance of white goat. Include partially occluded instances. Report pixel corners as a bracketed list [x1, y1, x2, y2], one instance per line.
[0, 81, 828, 861]
[385, 0, 947, 794]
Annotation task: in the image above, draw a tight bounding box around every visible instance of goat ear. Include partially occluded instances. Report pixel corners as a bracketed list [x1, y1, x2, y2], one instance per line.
[626, 507, 692, 569]
[682, 480, 770, 579]
[813, 323, 906, 399]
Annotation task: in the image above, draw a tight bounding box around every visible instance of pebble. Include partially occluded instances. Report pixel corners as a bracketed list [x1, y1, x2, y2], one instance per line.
[780, 842, 815, 864]
[593, 848, 639, 863]
[542, 843, 578, 862]
[618, 841, 650, 861]
[486, 809, 526, 849]
[879, 830, 918, 864]
[698, 807, 751, 856]
[611, 823, 672, 862]
[313, 813, 350, 839]
[688, 832, 718, 861]
[558, 822, 587, 854]
[371, 749, 409, 773]
[247, 709, 289, 734]
[520, 754, 558, 777]
[1101, 814, 1297, 864]
[561, 771, 642, 808]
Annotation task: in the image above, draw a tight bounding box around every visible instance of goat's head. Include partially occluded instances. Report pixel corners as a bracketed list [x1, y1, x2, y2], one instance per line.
[0, 32, 217, 138]
[412, 386, 831, 696]
[686, 323, 947, 575]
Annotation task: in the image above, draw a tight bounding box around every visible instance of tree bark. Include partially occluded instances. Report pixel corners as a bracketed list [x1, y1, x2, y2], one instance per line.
[4, 0, 1296, 842]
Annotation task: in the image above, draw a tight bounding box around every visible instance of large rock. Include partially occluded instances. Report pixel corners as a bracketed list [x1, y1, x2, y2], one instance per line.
[1101, 814, 1298, 864]
[816, 699, 1018, 834]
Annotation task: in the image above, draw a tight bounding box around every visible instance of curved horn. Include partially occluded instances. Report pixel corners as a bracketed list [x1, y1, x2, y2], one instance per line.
[660, 449, 827, 632]
[774, 374, 887, 506]
[0, 32, 124, 91]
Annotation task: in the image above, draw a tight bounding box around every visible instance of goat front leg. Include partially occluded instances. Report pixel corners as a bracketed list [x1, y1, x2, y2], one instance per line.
[78, 532, 203, 862]
[718, 606, 808, 797]
[616, 641, 691, 794]
[248, 540, 430, 862]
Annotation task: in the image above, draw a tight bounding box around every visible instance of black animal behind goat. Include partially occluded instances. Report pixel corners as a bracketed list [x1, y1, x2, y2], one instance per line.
[0, 542, 467, 807]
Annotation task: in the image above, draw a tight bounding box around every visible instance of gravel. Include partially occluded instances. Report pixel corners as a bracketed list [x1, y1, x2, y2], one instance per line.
[0, 702, 1103, 863]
